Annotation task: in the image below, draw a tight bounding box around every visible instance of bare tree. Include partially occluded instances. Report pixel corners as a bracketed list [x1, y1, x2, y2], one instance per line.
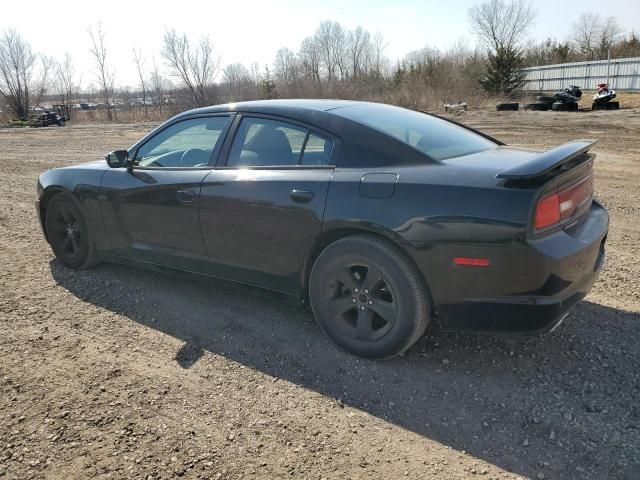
[87, 23, 115, 120]
[274, 48, 298, 86]
[54, 53, 74, 106]
[571, 13, 601, 60]
[597, 16, 624, 58]
[347, 27, 371, 79]
[315, 21, 346, 81]
[468, 0, 535, 94]
[161, 29, 220, 107]
[299, 37, 321, 83]
[571, 13, 623, 60]
[132, 47, 148, 118]
[0, 29, 51, 119]
[370, 32, 388, 77]
[469, 0, 535, 51]
[150, 56, 164, 113]
[223, 62, 251, 100]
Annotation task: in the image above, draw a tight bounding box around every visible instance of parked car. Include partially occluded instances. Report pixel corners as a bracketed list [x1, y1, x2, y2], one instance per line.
[36, 100, 608, 358]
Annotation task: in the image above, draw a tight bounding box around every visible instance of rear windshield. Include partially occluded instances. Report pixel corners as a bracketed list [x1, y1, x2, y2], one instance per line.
[334, 104, 497, 160]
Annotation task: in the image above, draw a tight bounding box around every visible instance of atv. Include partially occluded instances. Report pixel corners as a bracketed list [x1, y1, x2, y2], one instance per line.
[552, 85, 582, 112]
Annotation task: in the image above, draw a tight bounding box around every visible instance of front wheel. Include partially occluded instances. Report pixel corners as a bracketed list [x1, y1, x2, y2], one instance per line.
[309, 235, 430, 359]
[45, 194, 97, 269]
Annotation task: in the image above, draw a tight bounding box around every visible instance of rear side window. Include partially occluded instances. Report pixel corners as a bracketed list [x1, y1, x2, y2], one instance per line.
[334, 104, 496, 160]
[226, 117, 333, 167]
[301, 133, 332, 165]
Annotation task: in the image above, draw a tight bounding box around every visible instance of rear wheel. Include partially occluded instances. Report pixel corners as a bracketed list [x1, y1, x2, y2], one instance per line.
[309, 235, 429, 359]
[45, 194, 97, 269]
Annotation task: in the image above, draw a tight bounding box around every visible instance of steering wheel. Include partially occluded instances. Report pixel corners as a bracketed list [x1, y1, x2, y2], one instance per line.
[180, 148, 207, 167]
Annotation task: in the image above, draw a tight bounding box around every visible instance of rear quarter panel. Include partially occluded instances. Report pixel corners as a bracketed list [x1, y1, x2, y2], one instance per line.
[322, 164, 539, 308]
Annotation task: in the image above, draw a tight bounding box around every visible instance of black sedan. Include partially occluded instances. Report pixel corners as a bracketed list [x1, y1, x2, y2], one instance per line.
[36, 100, 608, 358]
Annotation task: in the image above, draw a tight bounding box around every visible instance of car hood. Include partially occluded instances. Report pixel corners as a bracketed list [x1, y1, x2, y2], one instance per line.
[59, 159, 110, 171]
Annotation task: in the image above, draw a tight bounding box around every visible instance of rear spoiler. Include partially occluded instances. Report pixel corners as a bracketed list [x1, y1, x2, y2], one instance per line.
[496, 140, 597, 180]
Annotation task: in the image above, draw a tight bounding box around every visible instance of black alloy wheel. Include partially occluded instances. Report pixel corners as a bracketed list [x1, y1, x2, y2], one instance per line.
[45, 195, 97, 269]
[325, 262, 398, 342]
[309, 235, 429, 359]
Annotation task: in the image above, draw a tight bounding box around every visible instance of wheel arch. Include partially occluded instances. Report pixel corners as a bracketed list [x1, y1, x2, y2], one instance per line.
[301, 226, 435, 314]
[39, 187, 83, 241]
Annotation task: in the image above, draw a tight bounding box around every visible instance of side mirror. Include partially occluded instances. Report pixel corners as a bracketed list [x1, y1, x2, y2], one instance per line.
[105, 150, 130, 168]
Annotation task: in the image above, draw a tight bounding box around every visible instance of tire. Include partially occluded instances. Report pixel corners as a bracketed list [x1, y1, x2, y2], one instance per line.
[605, 101, 620, 110]
[535, 95, 555, 103]
[525, 102, 551, 111]
[496, 102, 519, 111]
[57, 118, 65, 126]
[552, 102, 578, 112]
[309, 235, 430, 359]
[45, 194, 98, 269]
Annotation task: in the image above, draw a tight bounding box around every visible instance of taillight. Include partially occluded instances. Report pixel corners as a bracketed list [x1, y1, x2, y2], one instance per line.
[534, 174, 593, 231]
[534, 193, 560, 229]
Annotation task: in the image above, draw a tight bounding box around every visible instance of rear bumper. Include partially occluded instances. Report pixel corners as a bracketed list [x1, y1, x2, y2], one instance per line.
[424, 201, 609, 333]
[437, 247, 604, 333]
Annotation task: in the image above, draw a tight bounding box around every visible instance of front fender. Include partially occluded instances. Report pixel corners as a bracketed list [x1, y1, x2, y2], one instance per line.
[37, 165, 109, 250]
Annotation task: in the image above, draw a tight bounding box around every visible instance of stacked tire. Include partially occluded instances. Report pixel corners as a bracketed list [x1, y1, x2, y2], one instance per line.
[524, 102, 552, 111]
[592, 101, 620, 111]
[524, 94, 554, 112]
[496, 102, 519, 111]
[552, 102, 579, 112]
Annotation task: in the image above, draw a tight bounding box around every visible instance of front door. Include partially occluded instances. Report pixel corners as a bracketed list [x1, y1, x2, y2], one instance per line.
[100, 115, 232, 271]
[199, 115, 337, 293]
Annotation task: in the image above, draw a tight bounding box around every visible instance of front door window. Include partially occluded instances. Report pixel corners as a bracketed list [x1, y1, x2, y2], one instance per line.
[133, 116, 230, 168]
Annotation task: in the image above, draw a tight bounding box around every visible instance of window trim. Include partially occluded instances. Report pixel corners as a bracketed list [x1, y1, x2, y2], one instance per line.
[128, 113, 235, 171]
[215, 113, 340, 169]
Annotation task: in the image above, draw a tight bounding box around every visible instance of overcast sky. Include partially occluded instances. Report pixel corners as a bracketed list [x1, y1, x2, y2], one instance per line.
[1, 0, 639, 88]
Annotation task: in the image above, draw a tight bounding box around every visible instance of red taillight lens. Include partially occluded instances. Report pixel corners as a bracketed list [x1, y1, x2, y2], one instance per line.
[534, 193, 560, 229]
[534, 174, 593, 231]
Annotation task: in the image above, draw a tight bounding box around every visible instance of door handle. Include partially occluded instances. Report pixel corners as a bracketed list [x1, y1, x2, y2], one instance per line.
[290, 189, 314, 203]
[177, 189, 195, 203]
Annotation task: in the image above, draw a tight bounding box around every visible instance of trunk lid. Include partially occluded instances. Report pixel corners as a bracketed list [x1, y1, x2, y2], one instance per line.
[442, 140, 597, 233]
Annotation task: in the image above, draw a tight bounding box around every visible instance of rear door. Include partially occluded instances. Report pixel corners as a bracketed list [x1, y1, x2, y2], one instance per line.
[100, 114, 232, 271]
[199, 114, 339, 293]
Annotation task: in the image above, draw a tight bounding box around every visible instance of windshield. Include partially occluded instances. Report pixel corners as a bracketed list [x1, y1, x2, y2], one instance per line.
[334, 104, 497, 160]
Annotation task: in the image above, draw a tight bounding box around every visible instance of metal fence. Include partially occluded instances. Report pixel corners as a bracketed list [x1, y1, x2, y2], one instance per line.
[523, 57, 640, 91]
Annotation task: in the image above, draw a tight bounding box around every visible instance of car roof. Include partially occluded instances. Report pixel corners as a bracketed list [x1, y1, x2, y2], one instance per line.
[185, 99, 364, 116]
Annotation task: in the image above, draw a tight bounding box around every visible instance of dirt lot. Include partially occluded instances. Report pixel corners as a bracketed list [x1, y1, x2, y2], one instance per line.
[1, 108, 639, 480]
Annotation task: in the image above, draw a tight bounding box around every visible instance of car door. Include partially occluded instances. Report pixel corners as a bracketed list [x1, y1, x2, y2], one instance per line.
[100, 114, 232, 271]
[199, 114, 339, 294]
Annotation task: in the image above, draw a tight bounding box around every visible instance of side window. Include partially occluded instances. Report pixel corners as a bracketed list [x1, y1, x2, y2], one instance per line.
[301, 133, 332, 165]
[227, 117, 307, 167]
[133, 116, 229, 168]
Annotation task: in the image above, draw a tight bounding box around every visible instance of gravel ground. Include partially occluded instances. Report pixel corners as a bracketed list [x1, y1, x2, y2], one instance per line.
[0, 108, 639, 480]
